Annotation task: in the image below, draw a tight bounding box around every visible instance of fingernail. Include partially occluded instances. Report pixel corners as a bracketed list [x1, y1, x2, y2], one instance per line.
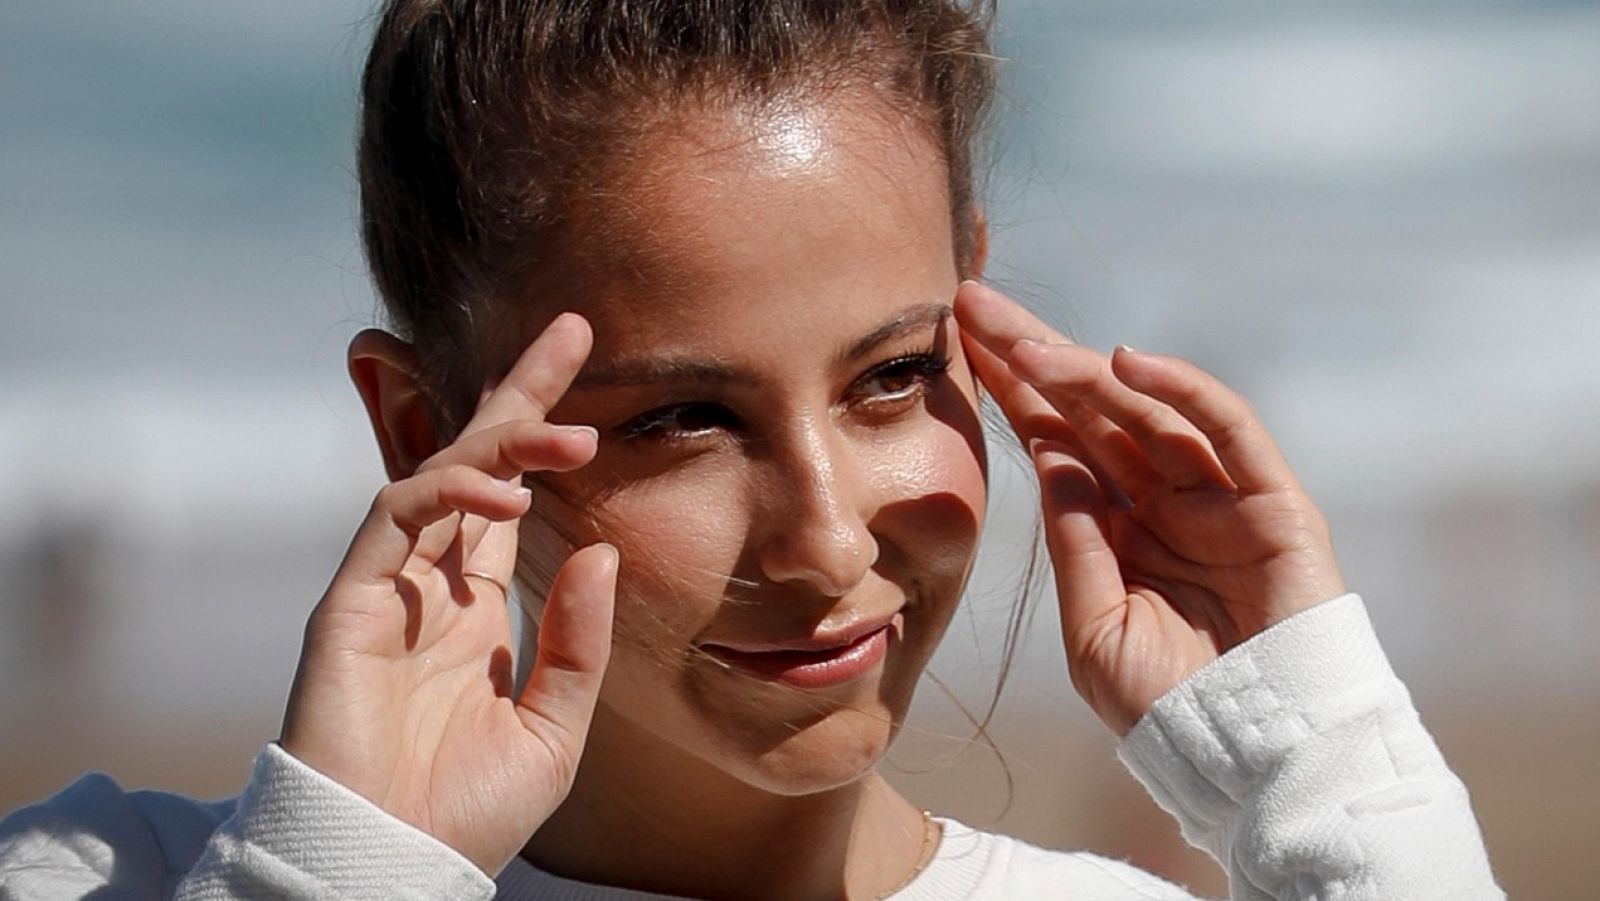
[500, 476, 531, 498]
[959, 279, 1000, 305]
[593, 542, 620, 570]
[1030, 438, 1081, 476]
[558, 424, 598, 440]
[1115, 343, 1138, 355]
[1028, 437, 1072, 463]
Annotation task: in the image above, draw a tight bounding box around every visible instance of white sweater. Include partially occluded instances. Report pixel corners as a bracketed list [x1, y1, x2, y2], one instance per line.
[0, 595, 1503, 900]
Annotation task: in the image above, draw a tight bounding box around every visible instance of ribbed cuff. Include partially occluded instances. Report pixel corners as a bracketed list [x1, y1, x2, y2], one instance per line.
[178, 743, 495, 900]
[1115, 594, 1401, 842]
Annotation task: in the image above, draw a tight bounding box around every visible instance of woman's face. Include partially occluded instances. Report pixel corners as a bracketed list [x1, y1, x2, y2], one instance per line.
[521, 94, 988, 798]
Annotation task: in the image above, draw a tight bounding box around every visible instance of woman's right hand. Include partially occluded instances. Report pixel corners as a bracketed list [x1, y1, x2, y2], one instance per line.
[279, 312, 617, 876]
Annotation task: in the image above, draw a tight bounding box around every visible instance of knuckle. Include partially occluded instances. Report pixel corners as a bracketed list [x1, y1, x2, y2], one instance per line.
[1233, 395, 1260, 425]
[1213, 409, 1256, 447]
[537, 642, 593, 677]
[487, 417, 529, 447]
[508, 419, 551, 451]
[1128, 405, 1168, 438]
[437, 462, 481, 491]
[439, 461, 474, 479]
[1174, 376, 1208, 405]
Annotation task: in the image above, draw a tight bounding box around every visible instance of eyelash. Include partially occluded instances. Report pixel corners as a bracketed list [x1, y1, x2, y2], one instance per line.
[851, 350, 952, 408]
[617, 349, 953, 444]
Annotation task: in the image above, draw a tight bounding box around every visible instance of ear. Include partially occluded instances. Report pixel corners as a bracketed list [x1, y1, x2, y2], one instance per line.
[348, 329, 443, 481]
[970, 207, 989, 280]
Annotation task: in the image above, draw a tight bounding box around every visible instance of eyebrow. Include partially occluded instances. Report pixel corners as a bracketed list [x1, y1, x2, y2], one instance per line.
[832, 302, 951, 369]
[571, 356, 746, 390]
[571, 302, 953, 391]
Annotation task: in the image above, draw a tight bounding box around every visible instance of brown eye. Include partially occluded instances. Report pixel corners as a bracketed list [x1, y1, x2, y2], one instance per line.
[851, 353, 951, 404]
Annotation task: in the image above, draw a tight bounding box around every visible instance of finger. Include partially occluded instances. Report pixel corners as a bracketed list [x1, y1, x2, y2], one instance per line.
[421, 418, 598, 481]
[961, 329, 1068, 443]
[1031, 440, 1128, 660]
[964, 331, 1141, 508]
[953, 279, 1072, 358]
[337, 465, 533, 588]
[1110, 348, 1301, 494]
[968, 338, 1150, 505]
[953, 283, 1183, 493]
[1010, 340, 1232, 492]
[516, 542, 619, 745]
[461, 312, 594, 436]
[418, 419, 597, 578]
[984, 336, 1161, 496]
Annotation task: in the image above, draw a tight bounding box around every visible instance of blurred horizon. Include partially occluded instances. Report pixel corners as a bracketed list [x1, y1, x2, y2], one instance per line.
[4, 2, 1599, 896]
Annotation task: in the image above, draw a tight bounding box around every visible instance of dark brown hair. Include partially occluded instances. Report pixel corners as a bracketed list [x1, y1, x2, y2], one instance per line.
[358, 0, 998, 435]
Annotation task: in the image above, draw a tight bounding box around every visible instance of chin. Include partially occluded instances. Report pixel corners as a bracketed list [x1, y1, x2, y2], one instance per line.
[728, 701, 902, 797]
[687, 646, 928, 798]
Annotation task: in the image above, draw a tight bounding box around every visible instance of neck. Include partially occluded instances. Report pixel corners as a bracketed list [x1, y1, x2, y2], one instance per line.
[521, 703, 931, 901]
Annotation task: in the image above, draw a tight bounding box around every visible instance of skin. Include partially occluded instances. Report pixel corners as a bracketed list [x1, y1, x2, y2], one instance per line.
[506, 97, 989, 898]
[280, 91, 1345, 899]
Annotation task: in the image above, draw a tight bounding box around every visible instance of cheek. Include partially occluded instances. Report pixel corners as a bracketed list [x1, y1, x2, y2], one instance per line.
[526, 466, 751, 641]
[864, 413, 988, 584]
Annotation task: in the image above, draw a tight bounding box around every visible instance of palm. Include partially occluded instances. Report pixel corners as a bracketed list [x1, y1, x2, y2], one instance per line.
[954, 282, 1344, 735]
[281, 314, 618, 875]
[1071, 489, 1314, 716]
[310, 518, 536, 832]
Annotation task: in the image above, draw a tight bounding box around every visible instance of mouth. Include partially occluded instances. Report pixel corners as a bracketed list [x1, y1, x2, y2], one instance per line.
[699, 613, 901, 690]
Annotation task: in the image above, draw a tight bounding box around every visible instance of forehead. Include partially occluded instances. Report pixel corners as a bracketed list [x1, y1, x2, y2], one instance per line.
[566, 92, 958, 360]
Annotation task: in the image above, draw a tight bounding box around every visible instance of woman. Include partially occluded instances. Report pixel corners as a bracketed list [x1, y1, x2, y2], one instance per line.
[0, 1, 1501, 898]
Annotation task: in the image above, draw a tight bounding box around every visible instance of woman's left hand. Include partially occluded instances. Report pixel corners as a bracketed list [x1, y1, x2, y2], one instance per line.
[953, 281, 1347, 736]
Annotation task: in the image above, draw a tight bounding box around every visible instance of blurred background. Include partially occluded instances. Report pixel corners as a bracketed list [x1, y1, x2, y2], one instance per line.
[2, 1, 1596, 896]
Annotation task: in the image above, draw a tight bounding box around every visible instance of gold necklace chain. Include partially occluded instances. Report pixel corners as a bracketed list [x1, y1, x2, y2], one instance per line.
[873, 810, 941, 900]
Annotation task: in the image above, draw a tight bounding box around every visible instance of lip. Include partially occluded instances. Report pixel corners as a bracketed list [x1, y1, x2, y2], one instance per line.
[700, 612, 901, 689]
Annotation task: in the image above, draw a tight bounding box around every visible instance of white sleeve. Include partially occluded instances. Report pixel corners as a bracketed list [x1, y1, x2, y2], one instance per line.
[173, 743, 496, 900]
[1116, 594, 1503, 901]
[1, 744, 496, 900]
[1, 771, 182, 899]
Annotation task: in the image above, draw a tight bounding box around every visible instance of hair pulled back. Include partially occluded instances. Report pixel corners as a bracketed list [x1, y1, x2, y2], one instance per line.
[358, 0, 998, 433]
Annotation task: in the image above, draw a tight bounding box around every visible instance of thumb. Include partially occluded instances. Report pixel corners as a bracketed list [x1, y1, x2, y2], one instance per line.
[1031, 440, 1125, 653]
[515, 542, 618, 744]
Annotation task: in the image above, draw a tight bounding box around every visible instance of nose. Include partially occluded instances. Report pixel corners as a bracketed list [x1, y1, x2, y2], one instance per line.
[753, 421, 877, 597]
